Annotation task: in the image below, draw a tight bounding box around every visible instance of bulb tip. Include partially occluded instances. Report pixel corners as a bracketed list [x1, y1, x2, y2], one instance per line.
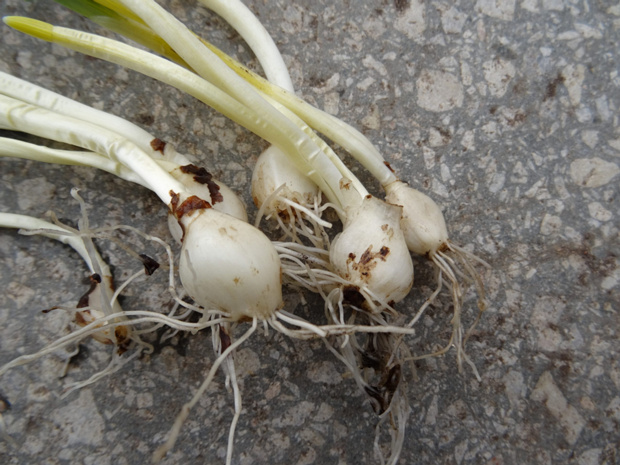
[3, 16, 54, 42]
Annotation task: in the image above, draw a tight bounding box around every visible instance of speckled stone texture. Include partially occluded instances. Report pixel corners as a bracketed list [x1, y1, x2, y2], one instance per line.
[0, 1, 618, 464]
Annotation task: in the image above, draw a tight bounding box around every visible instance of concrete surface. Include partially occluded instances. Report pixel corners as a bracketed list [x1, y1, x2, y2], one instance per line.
[0, 0, 619, 464]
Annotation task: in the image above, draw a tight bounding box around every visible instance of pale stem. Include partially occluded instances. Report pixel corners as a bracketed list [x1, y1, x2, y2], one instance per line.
[198, 0, 294, 92]
[0, 93, 186, 205]
[0, 71, 189, 165]
[0, 137, 149, 187]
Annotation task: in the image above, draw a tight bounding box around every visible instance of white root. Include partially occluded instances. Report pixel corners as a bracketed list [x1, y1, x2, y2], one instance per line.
[152, 318, 258, 464]
[0, 204, 423, 463]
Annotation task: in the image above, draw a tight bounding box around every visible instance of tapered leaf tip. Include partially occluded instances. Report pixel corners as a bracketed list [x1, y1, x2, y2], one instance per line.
[3, 16, 54, 42]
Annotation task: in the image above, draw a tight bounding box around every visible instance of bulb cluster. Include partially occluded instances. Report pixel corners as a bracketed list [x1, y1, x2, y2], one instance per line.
[0, 2, 489, 465]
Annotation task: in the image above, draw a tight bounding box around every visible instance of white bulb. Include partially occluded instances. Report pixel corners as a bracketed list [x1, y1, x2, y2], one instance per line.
[329, 195, 413, 308]
[251, 145, 319, 213]
[174, 200, 283, 321]
[169, 165, 248, 222]
[385, 181, 448, 256]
